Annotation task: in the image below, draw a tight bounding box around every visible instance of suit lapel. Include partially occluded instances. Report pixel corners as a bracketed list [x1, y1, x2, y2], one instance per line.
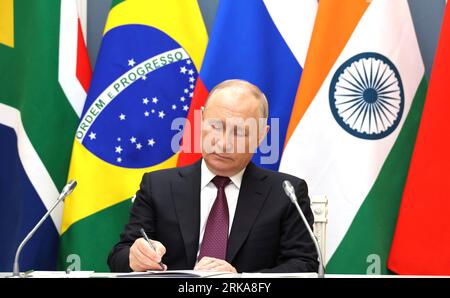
[171, 160, 201, 268]
[226, 162, 271, 262]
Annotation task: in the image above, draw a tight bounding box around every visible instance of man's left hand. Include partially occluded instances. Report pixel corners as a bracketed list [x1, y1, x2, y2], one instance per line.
[194, 257, 237, 273]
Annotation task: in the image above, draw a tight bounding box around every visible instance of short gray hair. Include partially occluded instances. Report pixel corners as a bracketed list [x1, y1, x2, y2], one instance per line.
[205, 79, 269, 119]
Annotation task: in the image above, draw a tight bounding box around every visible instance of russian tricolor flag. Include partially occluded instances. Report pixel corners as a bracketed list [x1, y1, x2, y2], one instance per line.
[178, 0, 317, 170]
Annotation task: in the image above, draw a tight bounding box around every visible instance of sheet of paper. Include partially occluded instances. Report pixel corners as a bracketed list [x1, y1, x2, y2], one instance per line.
[26, 271, 95, 278]
[115, 270, 235, 278]
[241, 272, 318, 278]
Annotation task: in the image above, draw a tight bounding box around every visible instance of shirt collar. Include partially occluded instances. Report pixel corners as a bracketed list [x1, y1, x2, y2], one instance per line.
[201, 159, 246, 189]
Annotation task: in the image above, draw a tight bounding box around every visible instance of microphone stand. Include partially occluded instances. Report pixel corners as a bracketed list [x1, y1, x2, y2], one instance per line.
[283, 180, 325, 278]
[11, 180, 77, 278]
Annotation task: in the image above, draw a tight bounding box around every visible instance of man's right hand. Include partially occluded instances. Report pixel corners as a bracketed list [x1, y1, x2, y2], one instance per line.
[129, 238, 167, 272]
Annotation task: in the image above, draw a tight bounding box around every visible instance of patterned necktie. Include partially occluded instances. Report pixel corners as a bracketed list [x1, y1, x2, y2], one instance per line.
[198, 176, 231, 261]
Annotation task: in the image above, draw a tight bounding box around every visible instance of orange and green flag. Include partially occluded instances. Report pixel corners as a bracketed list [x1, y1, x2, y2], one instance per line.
[279, 0, 428, 274]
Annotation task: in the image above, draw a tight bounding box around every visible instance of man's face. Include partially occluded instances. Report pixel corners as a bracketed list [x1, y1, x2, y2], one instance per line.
[201, 88, 268, 177]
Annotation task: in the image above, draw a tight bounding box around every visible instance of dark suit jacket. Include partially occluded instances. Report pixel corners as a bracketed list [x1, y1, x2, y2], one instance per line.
[108, 160, 319, 273]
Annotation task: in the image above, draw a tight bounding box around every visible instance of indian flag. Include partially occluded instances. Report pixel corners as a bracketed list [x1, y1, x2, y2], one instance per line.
[280, 0, 427, 274]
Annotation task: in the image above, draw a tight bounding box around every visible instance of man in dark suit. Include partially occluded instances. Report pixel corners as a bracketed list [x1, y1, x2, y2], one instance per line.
[108, 79, 318, 273]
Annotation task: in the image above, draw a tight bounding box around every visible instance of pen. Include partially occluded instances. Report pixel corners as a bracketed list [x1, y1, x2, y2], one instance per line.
[139, 228, 165, 270]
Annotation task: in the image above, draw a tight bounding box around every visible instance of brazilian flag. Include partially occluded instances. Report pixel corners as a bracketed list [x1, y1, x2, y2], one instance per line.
[59, 0, 208, 271]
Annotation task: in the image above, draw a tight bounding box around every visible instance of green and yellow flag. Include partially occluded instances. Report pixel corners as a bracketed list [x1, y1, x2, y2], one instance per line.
[59, 0, 208, 271]
[0, 0, 90, 271]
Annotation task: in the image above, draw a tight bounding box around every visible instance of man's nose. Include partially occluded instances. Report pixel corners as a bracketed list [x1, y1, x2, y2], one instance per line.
[216, 132, 233, 153]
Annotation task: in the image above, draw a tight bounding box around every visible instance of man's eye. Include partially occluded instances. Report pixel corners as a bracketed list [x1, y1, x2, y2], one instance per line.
[210, 123, 220, 130]
[235, 128, 246, 137]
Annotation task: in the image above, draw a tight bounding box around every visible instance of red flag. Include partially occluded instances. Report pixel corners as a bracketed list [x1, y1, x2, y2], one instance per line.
[388, 4, 450, 275]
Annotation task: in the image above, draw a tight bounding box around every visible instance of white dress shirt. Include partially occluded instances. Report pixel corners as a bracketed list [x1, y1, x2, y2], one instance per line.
[197, 160, 245, 256]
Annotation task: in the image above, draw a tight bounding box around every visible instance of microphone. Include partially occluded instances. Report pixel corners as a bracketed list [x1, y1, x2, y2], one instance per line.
[282, 180, 325, 278]
[11, 180, 77, 277]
